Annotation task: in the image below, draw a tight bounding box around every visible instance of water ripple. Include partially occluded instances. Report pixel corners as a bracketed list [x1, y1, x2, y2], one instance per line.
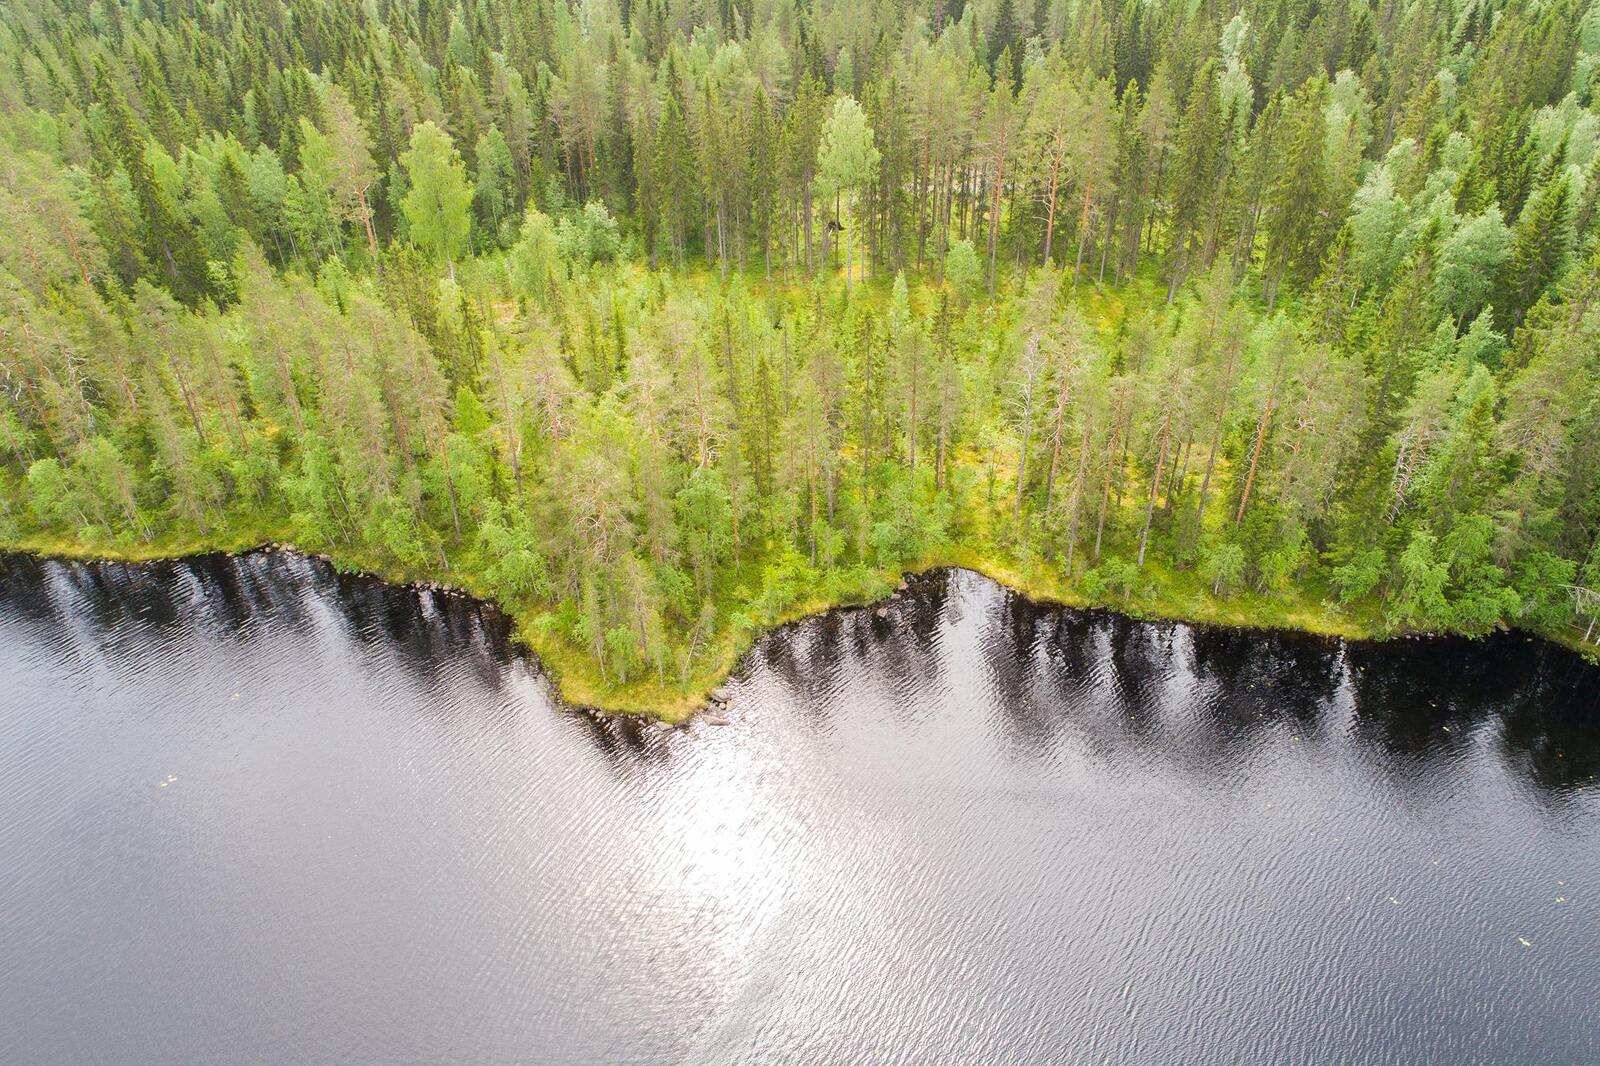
[0, 556, 1596, 1065]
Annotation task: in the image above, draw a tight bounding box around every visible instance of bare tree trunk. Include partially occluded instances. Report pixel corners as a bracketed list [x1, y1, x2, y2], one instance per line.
[491, 344, 522, 497]
[167, 361, 208, 447]
[1044, 366, 1071, 513]
[1073, 181, 1094, 286]
[987, 142, 1006, 296]
[845, 199, 853, 292]
[1042, 126, 1063, 265]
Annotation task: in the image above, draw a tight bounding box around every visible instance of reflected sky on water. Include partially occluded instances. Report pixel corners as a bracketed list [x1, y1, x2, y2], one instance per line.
[1, 553, 1597, 1065]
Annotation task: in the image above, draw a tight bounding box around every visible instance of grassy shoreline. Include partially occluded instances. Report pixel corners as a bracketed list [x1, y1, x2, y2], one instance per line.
[13, 530, 1594, 724]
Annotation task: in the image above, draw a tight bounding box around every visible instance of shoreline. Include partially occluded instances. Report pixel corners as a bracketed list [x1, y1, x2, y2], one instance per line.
[7, 534, 1596, 723]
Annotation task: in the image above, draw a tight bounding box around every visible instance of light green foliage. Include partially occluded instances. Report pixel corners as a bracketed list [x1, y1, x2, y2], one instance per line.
[1255, 523, 1310, 592]
[1433, 208, 1510, 323]
[372, 493, 435, 569]
[675, 467, 735, 598]
[945, 240, 982, 301]
[283, 438, 349, 546]
[508, 207, 559, 299]
[26, 458, 78, 528]
[1348, 165, 1409, 293]
[556, 202, 621, 271]
[1439, 515, 1520, 632]
[1392, 528, 1450, 629]
[474, 126, 516, 236]
[1201, 538, 1246, 596]
[1455, 309, 1506, 368]
[401, 122, 474, 271]
[284, 174, 339, 262]
[815, 96, 879, 286]
[815, 98, 879, 200]
[1333, 548, 1386, 604]
[1513, 552, 1577, 629]
[453, 387, 491, 436]
[476, 502, 552, 603]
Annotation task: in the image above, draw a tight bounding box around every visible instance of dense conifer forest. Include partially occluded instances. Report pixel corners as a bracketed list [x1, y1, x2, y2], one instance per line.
[2, 0, 1599, 710]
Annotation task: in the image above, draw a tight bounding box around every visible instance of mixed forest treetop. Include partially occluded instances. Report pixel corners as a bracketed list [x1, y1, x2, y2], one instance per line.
[1, 0, 1599, 707]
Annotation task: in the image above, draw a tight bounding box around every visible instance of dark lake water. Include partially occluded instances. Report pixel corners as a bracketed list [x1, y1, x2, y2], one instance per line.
[1, 552, 1598, 1065]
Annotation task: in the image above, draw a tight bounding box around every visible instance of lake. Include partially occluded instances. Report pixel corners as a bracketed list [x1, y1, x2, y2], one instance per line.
[1, 551, 1596, 1065]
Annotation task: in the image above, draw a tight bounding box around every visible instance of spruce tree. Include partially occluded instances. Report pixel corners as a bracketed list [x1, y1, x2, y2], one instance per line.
[1501, 175, 1574, 327]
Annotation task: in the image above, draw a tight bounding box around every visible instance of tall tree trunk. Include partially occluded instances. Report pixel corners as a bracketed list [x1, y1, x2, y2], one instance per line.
[1042, 126, 1063, 265]
[1013, 403, 1033, 537]
[1044, 367, 1071, 513]
[1073, 181, 1094, 286]
[845, 199, 853, 292]
[987, 142, 1006, 296]
[167, 362, 207, 447]
[1137, 415, 1170, 566]
[1235, 394, 1275, 524]
[1064, 420, 1094, 572]
[1094, 422, 1119, 558]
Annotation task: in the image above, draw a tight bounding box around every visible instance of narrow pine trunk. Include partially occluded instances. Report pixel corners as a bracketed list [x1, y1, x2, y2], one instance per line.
[1042, 128, 1063, 265]
[1064, 420, 1094, 572]
[1136, 415, 1170, 566]
[1235, 396, 1275, 524]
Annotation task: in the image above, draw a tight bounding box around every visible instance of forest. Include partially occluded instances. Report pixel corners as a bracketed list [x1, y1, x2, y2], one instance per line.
[1, 0, 1598, 712]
